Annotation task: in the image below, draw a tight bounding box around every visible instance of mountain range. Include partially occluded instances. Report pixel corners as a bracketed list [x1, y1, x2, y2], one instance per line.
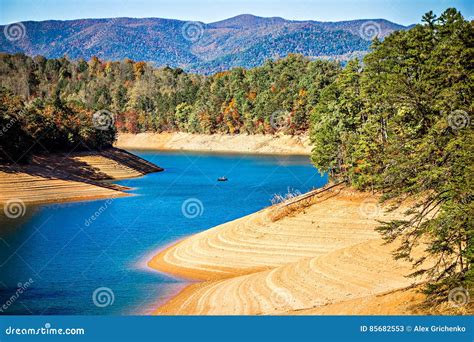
[0, 14, 409, 74]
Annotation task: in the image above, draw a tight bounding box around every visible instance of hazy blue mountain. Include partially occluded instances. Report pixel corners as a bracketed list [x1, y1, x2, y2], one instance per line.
[0, 14, 408, 73]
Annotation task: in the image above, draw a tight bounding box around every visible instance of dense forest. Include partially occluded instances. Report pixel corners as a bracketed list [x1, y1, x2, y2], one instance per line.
[0, 53, 340, 135]
[0, 8, 472, 302]
[311, 9, 473, 299]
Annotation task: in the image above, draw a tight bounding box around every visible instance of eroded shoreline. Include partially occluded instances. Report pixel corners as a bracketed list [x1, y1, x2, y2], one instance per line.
[148, 185, 433, 315]
[116, 132, 311, 155]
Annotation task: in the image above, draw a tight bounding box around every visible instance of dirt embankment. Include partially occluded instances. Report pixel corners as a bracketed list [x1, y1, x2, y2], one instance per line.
[148, 185, 441, 315]
[0, 148, 162, 207]
[115, 132, 311, 155]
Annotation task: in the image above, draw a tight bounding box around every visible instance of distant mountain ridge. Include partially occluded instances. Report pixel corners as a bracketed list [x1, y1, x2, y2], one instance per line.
[0, 14, 408, 73]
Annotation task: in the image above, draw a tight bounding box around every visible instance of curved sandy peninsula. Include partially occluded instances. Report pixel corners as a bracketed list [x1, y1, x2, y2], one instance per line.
[0, 148, 162, 207]
[149, 185, 433, 315]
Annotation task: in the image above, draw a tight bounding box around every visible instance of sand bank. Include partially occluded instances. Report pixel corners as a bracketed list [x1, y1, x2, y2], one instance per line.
[149, 185, 432, 315]
[0, 148, 162, 207]
[116, 132, 311, 155]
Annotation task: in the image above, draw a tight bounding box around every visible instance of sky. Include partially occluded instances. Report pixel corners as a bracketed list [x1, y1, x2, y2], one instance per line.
[0, 0, 472, 26]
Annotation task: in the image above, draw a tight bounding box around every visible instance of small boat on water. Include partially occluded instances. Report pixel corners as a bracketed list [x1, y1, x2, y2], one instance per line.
[217, 177, 228, 182]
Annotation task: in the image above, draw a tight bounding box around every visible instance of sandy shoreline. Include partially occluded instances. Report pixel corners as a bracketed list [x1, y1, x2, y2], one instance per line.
[148, 184, 435, 315]
[116, 132, 311, 155]
[0, 148, 162, 207]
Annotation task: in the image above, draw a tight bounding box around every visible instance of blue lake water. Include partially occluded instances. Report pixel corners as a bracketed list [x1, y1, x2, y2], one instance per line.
[0, 151, 327, 315]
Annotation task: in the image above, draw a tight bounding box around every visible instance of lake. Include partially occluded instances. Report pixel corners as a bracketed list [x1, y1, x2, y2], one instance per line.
[0, 151, 327, 315]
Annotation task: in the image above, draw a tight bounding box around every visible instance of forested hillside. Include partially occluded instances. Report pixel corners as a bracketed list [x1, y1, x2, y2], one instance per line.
[0, 88, 115, 163]
[310, 9, 473, 299]
[0, 53, 341, 137]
